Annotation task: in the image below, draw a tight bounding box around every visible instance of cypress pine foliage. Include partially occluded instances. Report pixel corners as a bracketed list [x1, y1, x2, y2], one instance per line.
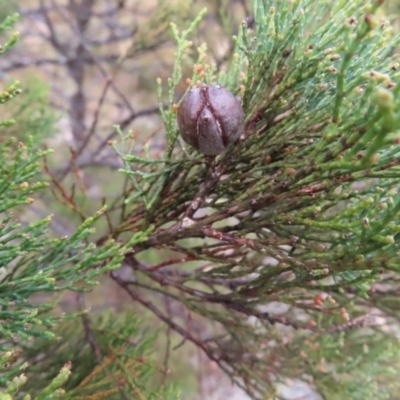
[109, 0, 400, 398]
[3, 0, 400, 399]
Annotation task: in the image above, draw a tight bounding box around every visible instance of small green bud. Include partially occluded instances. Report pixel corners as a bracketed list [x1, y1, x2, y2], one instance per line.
[373, 87, 394, 110]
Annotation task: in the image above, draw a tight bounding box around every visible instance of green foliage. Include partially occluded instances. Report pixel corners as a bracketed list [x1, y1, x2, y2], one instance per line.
[0, 134, 125, 348]
[314, 335, 400, 400]
[112, 0, 400, 398]
[0, 77, 58, 144]
[3, 313, 180, 400]
[0, 11, 18, 36]
[263, 325, 400, 399]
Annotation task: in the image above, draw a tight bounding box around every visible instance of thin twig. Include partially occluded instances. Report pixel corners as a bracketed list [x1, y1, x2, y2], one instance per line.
[76, 293, 102, 363]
